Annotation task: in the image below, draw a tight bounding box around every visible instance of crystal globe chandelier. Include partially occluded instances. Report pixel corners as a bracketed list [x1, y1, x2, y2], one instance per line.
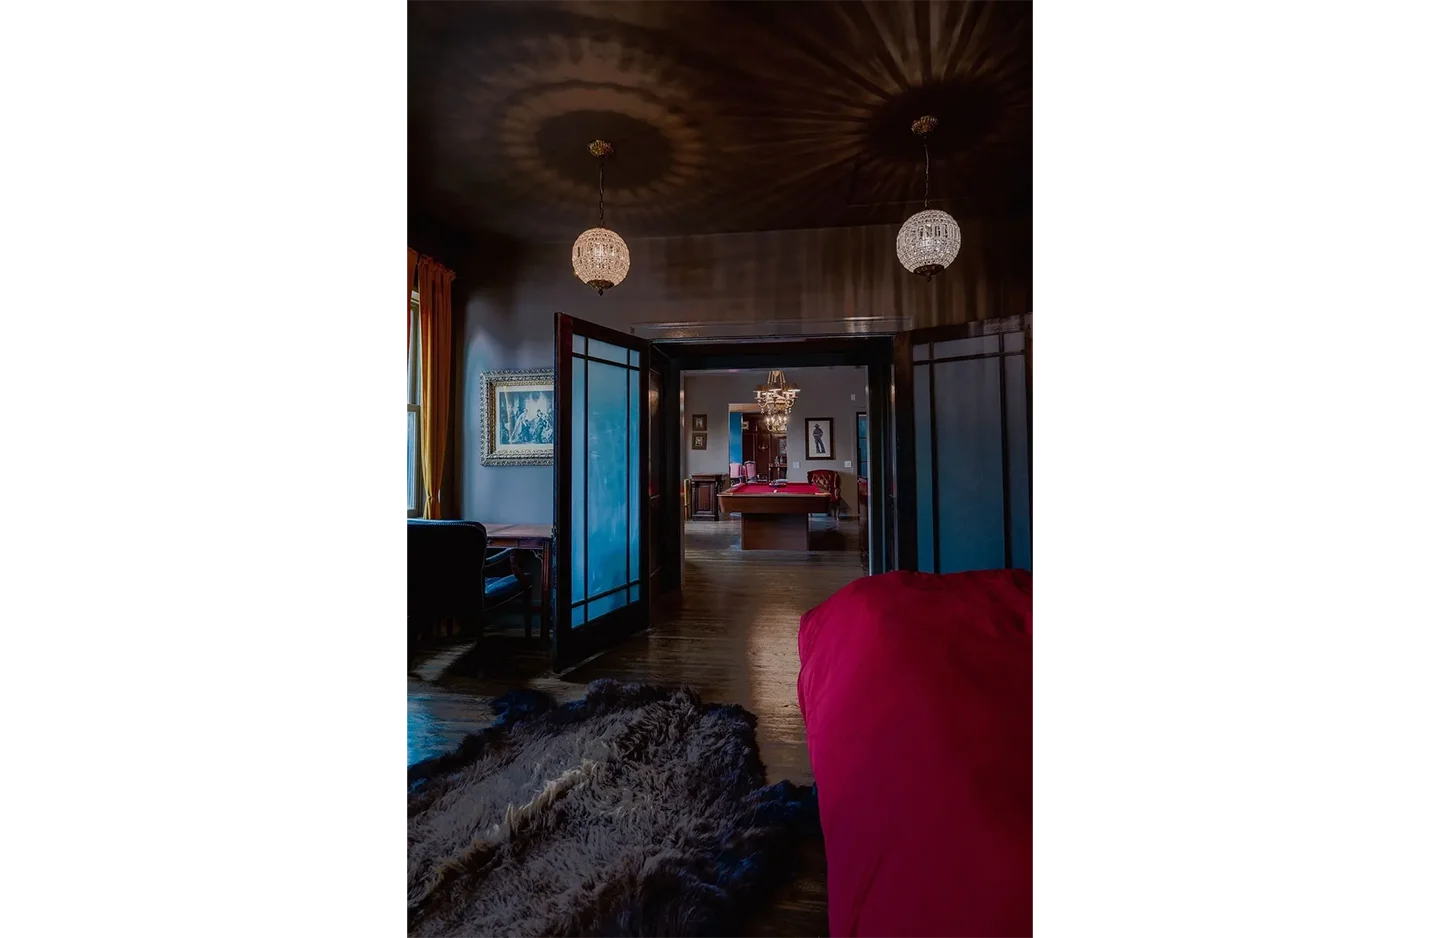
[572, 140, 630, 294]
[896, 115, 961, 281]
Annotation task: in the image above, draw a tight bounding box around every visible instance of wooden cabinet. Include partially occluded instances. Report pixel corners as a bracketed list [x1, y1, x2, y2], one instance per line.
[740, 415, 786, 481]
[690, 474, 726, 521]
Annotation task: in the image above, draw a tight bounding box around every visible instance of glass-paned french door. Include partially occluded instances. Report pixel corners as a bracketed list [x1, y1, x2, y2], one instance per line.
[553, 314, 651, 669]
[897, 315, 1032, 574]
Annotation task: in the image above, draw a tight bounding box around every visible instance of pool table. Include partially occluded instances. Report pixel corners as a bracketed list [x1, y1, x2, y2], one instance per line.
[717, 482, 832, 550]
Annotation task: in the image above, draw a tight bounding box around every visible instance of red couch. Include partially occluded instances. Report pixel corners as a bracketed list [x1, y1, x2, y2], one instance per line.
[797, 569, 1033, 937]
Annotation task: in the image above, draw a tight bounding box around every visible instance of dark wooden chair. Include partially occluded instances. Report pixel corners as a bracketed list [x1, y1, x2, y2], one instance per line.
[407, 520, 532, 647]
[807, 469, 842, 520]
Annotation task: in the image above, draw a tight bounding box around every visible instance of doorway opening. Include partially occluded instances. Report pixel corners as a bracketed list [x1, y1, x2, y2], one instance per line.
[682, 365, 866, 564]
[648, 336, 898, 608]
[550, 314, 1029, 671]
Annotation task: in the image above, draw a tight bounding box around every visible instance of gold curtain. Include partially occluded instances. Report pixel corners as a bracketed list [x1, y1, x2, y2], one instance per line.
[407, 247, 418, 358]
[416, 255, 456, 519]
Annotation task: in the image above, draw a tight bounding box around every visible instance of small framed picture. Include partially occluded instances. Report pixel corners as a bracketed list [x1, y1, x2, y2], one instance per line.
[804, 418, 835, 460]
[691, 433, 707, 450]
[691, 414, 708, 432]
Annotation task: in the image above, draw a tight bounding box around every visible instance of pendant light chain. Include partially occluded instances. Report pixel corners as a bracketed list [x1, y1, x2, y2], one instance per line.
[598, 156, 606, 227]
[923, 134, 931, 209]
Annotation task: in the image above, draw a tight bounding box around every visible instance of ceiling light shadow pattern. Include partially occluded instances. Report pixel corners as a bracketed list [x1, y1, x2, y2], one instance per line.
[409, 0, 1030, 240]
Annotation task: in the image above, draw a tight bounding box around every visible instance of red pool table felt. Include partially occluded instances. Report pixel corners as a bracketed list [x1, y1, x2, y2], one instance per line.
[727, 482, 825, 496]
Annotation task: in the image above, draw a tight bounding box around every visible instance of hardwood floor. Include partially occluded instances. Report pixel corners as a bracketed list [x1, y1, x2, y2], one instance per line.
[408, 516, 866, 936]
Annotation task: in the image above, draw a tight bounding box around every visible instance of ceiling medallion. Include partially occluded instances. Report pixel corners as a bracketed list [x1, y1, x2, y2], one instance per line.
[572, 140, 630, 294]
[896, 115, 961, 281]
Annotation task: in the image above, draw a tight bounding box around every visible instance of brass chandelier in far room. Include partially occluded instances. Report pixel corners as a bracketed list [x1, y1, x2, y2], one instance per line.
[756, 369, 799, 433]
[761, 402, 789, 434]
[572, 140, 630, 294]
[896, 115, 961, 281]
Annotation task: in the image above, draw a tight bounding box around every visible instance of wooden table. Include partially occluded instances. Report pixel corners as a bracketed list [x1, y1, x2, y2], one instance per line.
[717, 482, 833, 550]
[482, 523, 553, 639]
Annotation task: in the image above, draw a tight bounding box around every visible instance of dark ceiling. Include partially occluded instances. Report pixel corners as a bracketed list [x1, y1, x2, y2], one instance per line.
[409, 0, 1031, 243]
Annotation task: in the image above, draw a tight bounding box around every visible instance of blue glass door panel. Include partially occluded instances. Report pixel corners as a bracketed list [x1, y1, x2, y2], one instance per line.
[554, 315, 650, 665]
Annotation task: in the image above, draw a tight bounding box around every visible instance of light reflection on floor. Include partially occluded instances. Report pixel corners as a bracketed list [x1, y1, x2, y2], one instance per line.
[407, 697, 449, 766]
[407, 685, 515, 766]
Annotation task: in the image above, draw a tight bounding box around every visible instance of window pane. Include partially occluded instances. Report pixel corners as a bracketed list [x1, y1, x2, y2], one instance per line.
[408, 298, 422, 406]
[407, 410, 418, 511]
[572, 359, 587, 605]
[914, 362, 934, 573]
[1006, 356, 1031, 571]
[588, 589, 627, 621]
[629, 366, 640, 584]
[933, 357, 1004, 572]
[933, 335, 999, 360]
[586, 360, 630, 601]
[589, 338, 630, 366]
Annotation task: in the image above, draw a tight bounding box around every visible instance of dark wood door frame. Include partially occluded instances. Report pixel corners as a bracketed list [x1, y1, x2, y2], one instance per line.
[651, 344, 683, 596]
[654, 336, 896, 575]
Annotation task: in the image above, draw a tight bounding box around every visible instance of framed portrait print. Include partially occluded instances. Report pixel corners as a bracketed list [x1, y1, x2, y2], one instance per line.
[480, 369, 556, 466]
[804, 417, 835, 460]
[691, 414, 708, 432]
[691, 433, 707, 450]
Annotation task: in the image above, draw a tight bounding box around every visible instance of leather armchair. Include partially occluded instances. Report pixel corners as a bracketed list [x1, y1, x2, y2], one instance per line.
[807, 469, 842, 520]
[407, 520, 531, 647]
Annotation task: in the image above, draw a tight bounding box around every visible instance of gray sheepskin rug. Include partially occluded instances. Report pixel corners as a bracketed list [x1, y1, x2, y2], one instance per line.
[407, 679, 819, 937]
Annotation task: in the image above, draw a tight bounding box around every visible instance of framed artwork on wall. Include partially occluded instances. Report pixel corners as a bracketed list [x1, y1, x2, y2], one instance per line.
[691, 414, 708, 432]
[805, 417, 835, 460]
[480, 369, 556, 466]
[691, 433, 707, 450]
[776, 434, 787, 465]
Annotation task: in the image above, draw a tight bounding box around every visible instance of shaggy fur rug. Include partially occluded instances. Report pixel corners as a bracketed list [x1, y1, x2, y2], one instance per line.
[407, 680, 818, 937]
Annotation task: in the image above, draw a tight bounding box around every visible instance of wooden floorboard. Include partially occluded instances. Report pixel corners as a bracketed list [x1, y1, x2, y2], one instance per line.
[408, 516, 866, 936]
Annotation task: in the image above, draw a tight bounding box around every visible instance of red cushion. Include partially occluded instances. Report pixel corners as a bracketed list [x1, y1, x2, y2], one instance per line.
[798, 570, 1032, 937]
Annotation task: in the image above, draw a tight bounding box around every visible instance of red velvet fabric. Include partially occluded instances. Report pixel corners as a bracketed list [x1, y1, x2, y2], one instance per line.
[727, 482, 826, 496]
[797, 570, 1032, 937]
